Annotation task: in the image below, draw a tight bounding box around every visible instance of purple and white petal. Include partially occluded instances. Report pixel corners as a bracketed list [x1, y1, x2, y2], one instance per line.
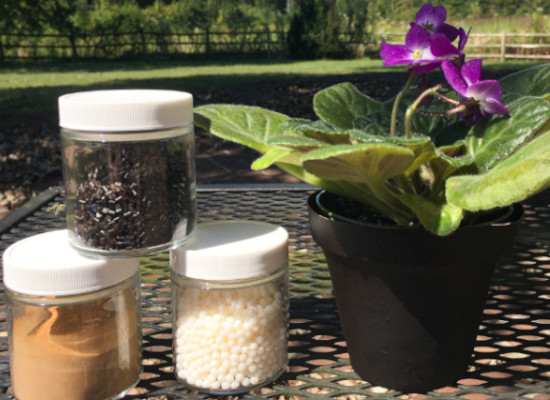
[406, 24, 432, 49]
[380, 42, 414, 66]
[414, 3, 458, 40]
[429, 5, 447, 25]
[430, 33, 460, 58]
[457, 27, 470, 52]
[436, 23, 459, 41]
[416, 45, 436, 61]
[460, 59, 483, 86]
[415, 4, 446, 30]
[415, 4, 437, 26]
[441, 60, 468, 95]
[466, 80, 503, 103]
[481, 98, 509, 116]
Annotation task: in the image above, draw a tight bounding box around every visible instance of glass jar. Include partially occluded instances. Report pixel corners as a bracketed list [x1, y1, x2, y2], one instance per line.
[59, 89, 196, 257]
[3, 230, 142, 400]
[170, 221, 289, 395]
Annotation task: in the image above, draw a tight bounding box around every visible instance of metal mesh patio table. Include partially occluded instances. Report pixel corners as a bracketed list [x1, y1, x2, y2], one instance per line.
[0, 183, 548, 399]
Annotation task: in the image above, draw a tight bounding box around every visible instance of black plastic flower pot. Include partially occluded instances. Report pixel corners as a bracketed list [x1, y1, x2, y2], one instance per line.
[307, 190, 523, 393]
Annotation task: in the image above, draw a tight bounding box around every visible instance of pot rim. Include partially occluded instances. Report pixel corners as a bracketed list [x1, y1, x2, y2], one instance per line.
[311, 189, 524, 232]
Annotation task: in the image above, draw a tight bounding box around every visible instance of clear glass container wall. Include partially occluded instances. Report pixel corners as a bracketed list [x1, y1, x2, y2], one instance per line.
[61, 126, 196, 256]
[172, 268, 289, 395]
[7, 272, 142, 400]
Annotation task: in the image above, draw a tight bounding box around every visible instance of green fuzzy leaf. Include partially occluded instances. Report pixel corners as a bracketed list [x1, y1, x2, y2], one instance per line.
[342, 132, 437, 176]
[313, 83, 384, 129]
[435, 142, 473, 171]
[429, 153, 475, 189]
[500, 63, 550, 97]
[352, 111, 392, 135]
[447, 130, 550, 211]
[301, 143, 414, 182]
[397, 194, 464, 236]
[281, 118, 338, 134]
[467, 96, 550, 172]
[435, 152, 474, 169]
[348, 131, 426, 144]
[194, 105, 290, 153]
[438, 141, 465, 157]
[280, 118, 351, 144]
[267, 134, 327, 148]
[349, 129, 388, 142]
[251, 148, 293, 170]
[402, 138, 437, 175]
[409, 109, 441, 137]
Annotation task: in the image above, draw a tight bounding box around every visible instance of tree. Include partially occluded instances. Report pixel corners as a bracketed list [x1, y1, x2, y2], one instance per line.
[168, 0, 221, 53]
[338, 0, 369, 55]
[10, 0, 83, 57]
[287, 0, 344, 58]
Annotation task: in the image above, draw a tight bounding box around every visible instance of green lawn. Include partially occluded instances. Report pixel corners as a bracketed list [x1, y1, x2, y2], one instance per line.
[0, 58, 382, 117]
[379, 15, 550, 34]
[0, 57, 543, 118]
[1, 58, 387, 89]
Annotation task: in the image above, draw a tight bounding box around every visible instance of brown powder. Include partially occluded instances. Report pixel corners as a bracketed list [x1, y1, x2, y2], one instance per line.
[10, 286, 142, 400]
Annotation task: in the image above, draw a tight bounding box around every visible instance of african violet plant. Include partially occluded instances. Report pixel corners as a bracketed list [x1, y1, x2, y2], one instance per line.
[195, 3, 550, 236]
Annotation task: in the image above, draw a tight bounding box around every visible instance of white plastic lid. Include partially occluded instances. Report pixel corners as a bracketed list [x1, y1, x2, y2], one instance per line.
[170, 221, 288, 280]
[2, 230, 140, 296]
[58, 89, 193, 131]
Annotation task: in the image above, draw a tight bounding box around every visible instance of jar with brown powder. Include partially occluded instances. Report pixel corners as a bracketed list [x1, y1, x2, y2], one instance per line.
[3, 229, 142, 400]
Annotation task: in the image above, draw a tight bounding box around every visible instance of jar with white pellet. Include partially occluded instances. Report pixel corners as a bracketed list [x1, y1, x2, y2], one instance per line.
[170, 220, 289, 395]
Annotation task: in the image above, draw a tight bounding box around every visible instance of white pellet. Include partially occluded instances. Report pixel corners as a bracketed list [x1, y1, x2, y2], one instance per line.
[174, 284, 287, 392]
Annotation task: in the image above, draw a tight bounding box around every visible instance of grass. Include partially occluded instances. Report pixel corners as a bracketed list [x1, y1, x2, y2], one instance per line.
[0, 57, 544, 118]
[377, 14, 550, 34]
[0, 57, 383, 117]
[1, 58, 386, 89]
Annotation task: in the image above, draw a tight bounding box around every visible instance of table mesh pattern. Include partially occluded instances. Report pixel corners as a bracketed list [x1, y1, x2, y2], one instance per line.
[0, 187, 548, 399]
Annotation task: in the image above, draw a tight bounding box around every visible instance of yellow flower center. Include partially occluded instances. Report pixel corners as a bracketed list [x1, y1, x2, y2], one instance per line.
[413, 50, 422, 59]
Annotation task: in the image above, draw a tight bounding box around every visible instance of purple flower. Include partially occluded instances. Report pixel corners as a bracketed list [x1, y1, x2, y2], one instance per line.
[450, 27, 471, 67]
[457, 27, 470, 54]
[412, 3, 459, 41]
[441, 59, 509, 123]
[380, 25, 459, 71]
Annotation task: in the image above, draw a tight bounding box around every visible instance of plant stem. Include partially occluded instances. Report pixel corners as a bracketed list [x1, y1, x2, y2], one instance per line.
[432, 91, 460, 105]
[405, 83, 443, 138]
[393, 174, 416, 194]
[416, 105, 466, 116]
[390, 71, 417, 138]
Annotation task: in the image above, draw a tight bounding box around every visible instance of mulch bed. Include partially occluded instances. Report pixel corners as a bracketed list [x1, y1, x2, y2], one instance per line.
[0, 72, 407, 217]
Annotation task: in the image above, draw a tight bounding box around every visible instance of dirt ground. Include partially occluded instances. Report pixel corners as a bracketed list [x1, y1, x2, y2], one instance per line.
[0, 72, 408, 217]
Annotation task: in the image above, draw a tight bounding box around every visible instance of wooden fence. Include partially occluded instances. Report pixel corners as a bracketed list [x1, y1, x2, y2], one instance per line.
[2, 30, 550, 61]
[380, 32, 550, 61]
[0, 29, 287, 61]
